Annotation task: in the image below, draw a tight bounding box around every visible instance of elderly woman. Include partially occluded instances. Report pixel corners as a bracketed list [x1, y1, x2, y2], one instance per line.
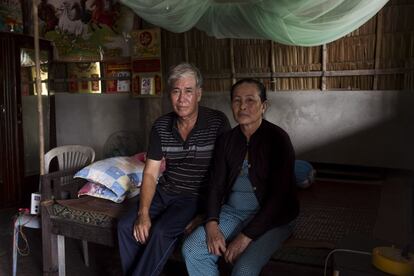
[182, 78, 299, 276]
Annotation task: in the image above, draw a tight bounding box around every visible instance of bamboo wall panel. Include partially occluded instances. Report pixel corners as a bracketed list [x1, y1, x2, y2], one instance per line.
[273, 44, 321, 72]
[327, 35, 376, 70]
[380, 33, 411, 68]
[380, 0, 414, 90]
[161, 0, 413, 91]
[183, 29, 231, 91]
[187, 29, 230, 74]
[272, 43, 321, 90]
[378, 75, 405, 90]
[276, 77, 320, 91]
[327, 76, 374, 90]
[328, 17, 376, 90]
[233, 39, 271, 74]
[203, 79, 232, 92]
[163, 31, 185, 69]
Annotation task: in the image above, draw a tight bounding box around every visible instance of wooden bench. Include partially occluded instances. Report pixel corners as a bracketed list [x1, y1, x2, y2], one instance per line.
[41, 168, 138, 276]
[40, 168, 330, 276]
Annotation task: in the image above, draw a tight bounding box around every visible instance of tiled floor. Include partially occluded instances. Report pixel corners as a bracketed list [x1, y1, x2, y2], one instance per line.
[0, 206, 323, 276]
[3, 172, 403, 276]
[0, 207, 124, 276]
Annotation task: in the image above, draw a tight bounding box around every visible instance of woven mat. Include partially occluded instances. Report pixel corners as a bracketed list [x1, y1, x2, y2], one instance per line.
[51, 203, 114, 227]
[271, 180, 382, 267]
[50, 196, 139, 227]
[56, 195, 138, 218]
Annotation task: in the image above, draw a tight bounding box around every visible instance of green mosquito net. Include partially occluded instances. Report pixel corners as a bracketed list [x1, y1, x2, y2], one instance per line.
[120, 0, 388, 46]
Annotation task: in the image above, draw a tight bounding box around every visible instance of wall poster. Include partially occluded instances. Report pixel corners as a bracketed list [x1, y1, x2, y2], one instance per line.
[36, 0, 136, 61]
[0, 0, 23, 33]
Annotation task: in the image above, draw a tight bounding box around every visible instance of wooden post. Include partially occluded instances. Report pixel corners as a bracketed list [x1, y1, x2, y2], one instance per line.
[403, 60, 411, 90]
[321, 44, 327, 91]
[34, 2, 54, 275]
[230, 39, 236, 84]
[373, 10, 383, 90]
[57, 235, 66, 276]
[271, 41, 276, 91]
[41, 200, 59, 276]
[184, 32, 189, 62]
[33, 0, 45, 175]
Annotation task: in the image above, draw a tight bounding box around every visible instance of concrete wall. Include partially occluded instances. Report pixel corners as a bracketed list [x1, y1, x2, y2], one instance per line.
[54, 90, 414, 170]
[54, 93, 162, 160]
[22, 96, 50, 175]
[200, 90, 414, 170]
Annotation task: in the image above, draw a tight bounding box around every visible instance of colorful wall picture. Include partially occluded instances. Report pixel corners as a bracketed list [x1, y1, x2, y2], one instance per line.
[132, 28, 161, 58]
[0, 0, 23, 33]
[37, 0, 135, 61]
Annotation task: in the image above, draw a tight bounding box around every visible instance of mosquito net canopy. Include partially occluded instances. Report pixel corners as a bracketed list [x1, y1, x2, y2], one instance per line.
[120, 0, 388, 46]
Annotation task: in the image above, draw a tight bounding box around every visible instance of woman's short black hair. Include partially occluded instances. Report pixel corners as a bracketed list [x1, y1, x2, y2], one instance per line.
[230, 78, 267, 102]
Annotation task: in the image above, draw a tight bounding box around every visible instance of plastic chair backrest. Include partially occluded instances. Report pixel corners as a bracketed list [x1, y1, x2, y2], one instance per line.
[45, 145, 95, 173]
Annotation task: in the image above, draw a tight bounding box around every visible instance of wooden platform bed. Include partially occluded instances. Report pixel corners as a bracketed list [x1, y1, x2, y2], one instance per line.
[40, 167, 413, 276]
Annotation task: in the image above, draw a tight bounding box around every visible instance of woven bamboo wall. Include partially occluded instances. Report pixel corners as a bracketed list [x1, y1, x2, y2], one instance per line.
[162, 0, 413, 92]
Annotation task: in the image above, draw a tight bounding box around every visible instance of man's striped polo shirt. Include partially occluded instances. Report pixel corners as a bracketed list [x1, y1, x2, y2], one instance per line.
[147, 106, 230, 196]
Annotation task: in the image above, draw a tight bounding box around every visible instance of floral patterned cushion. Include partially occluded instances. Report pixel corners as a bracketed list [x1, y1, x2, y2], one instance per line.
[75, 156, 144, 202]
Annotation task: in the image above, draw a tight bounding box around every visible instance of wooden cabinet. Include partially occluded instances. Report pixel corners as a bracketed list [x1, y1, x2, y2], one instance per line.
[0, 32, 54, 208]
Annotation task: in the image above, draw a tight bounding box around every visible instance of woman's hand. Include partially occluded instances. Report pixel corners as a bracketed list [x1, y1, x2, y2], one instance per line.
[184, 214, 204, 235]
[205, 221, 226, 256]
[133, 213, 151, 244]
[224, 233, 252, 264]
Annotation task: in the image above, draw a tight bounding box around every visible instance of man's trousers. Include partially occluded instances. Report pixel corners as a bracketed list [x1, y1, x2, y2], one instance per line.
[118, 186, 198, 276]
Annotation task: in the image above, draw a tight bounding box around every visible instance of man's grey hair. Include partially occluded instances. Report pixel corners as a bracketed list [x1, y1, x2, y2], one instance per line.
[167, 62, 203, 89]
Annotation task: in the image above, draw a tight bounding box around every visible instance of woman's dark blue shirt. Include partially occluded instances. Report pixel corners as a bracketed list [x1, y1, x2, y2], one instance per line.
[206, 119, 299, 240]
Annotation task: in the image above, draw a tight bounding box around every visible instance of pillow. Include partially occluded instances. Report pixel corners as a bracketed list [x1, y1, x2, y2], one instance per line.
[75, 156, 145, 202]
[78, 182, 125, 203]
[131, 152, 166, 174]
[294, 160, 315, 189]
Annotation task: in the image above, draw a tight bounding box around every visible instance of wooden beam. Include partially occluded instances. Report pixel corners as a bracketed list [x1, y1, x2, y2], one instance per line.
[323, 68, 408, 77]
[373, 10, 383, 90]
[236, 72, 273, 78]
[49, 68, 413, 83]
[202, 68, 411, 80]
[204, 73, 232, 79]
[321, 44, 327, 91]
[270, 41, 276, 91]
[230, 39, 236, 84]
[272, 71, 322, 78]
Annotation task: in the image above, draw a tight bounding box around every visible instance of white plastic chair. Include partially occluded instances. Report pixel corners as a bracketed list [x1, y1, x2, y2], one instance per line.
[12, 145, 95, 276]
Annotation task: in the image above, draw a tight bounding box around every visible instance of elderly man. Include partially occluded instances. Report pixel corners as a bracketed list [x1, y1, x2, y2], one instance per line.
[118, 63, 230, 276]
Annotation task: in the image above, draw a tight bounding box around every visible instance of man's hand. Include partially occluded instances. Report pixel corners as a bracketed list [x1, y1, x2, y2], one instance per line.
[133, 158, 160, 244]
[224, 233, 252, 264]
[184, 214, 204, 235]
[205, 221, 226, 256]
[133, 213, 151, 244]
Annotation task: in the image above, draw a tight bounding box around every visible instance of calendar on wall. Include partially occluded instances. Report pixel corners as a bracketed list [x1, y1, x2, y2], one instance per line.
[131, 28, 162, 97]
[105, 62, 131, 93]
